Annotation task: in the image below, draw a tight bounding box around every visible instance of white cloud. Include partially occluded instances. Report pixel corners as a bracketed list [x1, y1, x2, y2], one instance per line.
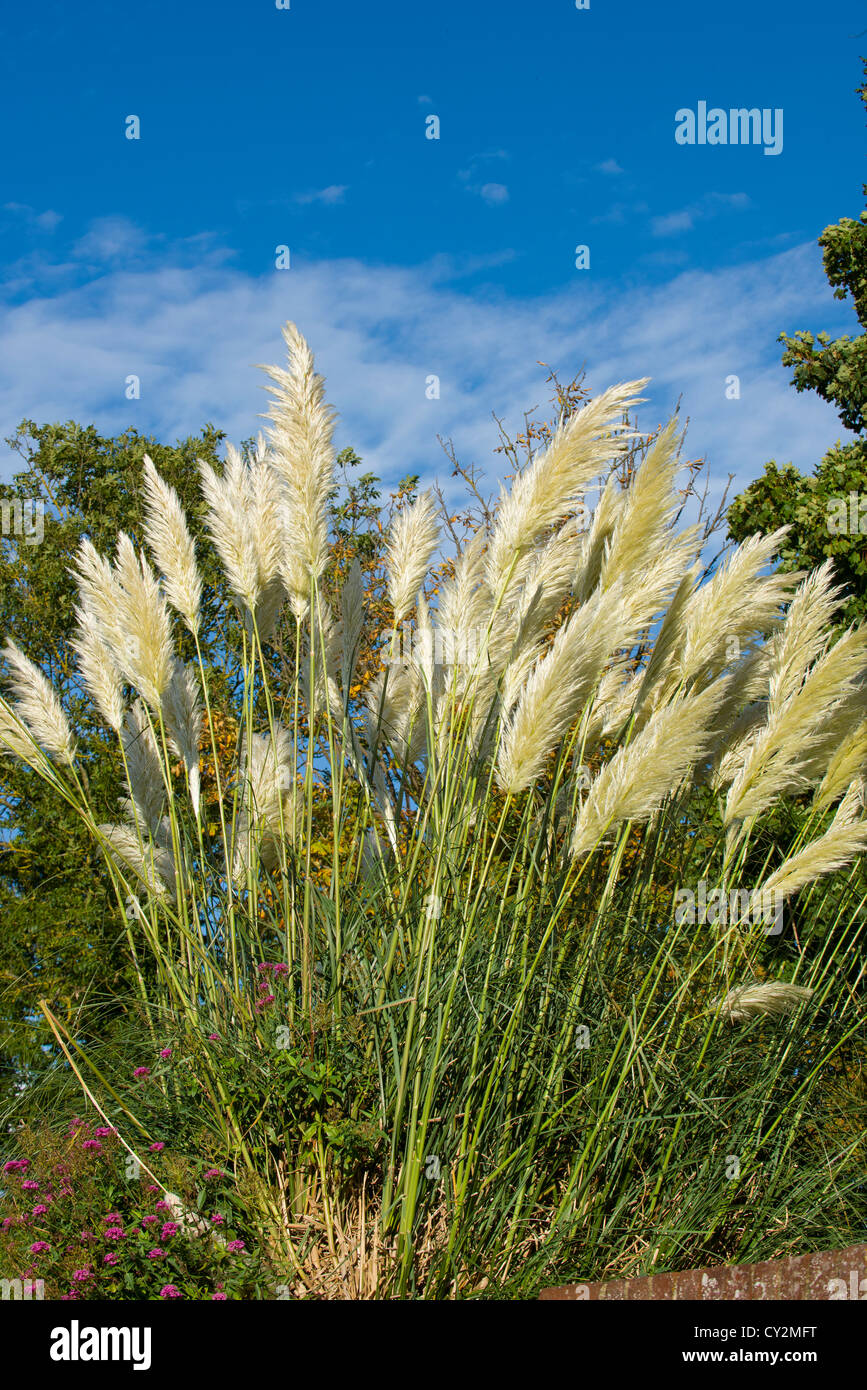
[652, 191, 750, 237]
[596, 159, 624, 175]
[479, 183, 509, 205]
[294, 185, 348, 206]
[0, 228, 856, 537]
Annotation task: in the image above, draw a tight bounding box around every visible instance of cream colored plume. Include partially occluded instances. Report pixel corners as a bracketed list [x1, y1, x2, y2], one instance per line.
[99, 822, 177, 902]
[110, 535, 175, 713]
[233, 727, 298, 877]
[496, 583, 617, 794]
[161, 662, 203, 819]
[485, 380, 646, 605]
[570, 681, 727, 858]
[2, 640, 76, 767]
[141, 455, 202, 634]
[748, 782, 867, 909]
[598, 419, 683, 595]
[121, 700, 167, 836]
[715, 980, 814, 1024]
[386, 491, 441, 624]
[261, 323, 337, 617]
[70, 605, 125, 734]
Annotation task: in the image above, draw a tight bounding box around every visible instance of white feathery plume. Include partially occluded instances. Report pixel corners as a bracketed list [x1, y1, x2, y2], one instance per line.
[724, 619, 867, 826]
[496, 584, 617, 794]
[813, 718, 867, 814]
[0, 697, 47, 767]
[121, 700, 167, 836]
[2, 640, 76, 767]
[714, 980, 814, 1024]
[111, 534, 175, 712]
[386, 491, 441, 624]
[261, 323, 337, 617]
[570, 681, 727, 858]
[598, 419, 683, 594]
[161, 662, 203, 819]
[747, 782, 867, 909]
[100, 822, 177, 902]
[233, 727, 298, 877]
[573, 477, 626, 604]
[141, 454, 202, 634]
[70, 605, 125, 734]
[199, 447, 260, 611]
[485, 380, 646, 604]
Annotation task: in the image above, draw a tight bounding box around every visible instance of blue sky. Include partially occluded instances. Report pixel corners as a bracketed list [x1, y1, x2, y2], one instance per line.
[1, 0, 864, 515]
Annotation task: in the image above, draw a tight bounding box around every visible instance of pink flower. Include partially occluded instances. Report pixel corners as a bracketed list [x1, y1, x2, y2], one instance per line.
[159, 1284, 182, 1299]
[3, 1159, 25, 1173]
[104, 1227, 126, 1240]
[141, 1215, 157, 1226]
[133, 1067, 150, 1078]
[159, 1048, 172, 1059]
[60, 1292, 77, 1301]
[207, 1033, 219, 1041]
[204, 1168, 223, 1180]
[149, 1142, 165, 1152]
[82, 1139, 102, 1152]
[32, 1205, 48, 1217]
[103, 1212, 123, 1223]
[146, 1248, 165, 1260]
[146, 1184, 159, 1193]
[155, 1200, 170, 1212]
[22, 1180, 40, 1190]
[160, 1222, 179, 1240]
[103, 1252, 119, 1266]
[210, 1213, 225, 1226]
[72, 1268, 92, 1283]
[94, 1126, 116, 1138]
[29, 1241, 50, 1253]
[227, 1239, 245, 1253]
[212, 1292, 228, 1300]
[79, 1230, 95, 1243]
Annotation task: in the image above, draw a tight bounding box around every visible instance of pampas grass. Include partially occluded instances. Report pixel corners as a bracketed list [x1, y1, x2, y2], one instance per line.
[5, 321, 867, 1299]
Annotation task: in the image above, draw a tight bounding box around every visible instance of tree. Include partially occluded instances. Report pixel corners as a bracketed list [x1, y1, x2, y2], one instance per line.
[728, 60, 867, 625]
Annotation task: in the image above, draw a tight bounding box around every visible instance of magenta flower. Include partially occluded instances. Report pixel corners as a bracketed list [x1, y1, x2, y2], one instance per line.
[149, 1142, 165, 1152]
[94, 1126, 116, 1138]
[146, 1184, 159, 1193]
[273, 962, 289, 976]
[227, 1239, 245, 1253]
[155, 1200, 170, 1212]
[29, 1241, 50, 1253]
[72, 1268, 92, 1283]
[3, 1159, 25, 1173]
[103, 1212, 123, 1223]
[203, 1168, 223, 1180]
[146, 1248, 165, 1260]
[104, 1227, 126, 1241]
[212, 1292, 228, 1300]
[133, 1067, 150, 1078]
[103, 1252, 119, 1266]
[22, 1180, 40, 1190]
[207, 1033, 219, 1041]
[32, 1205, 48, 1217]
[210, 1213, 225, 1226]
[159, 1284, 182, 1299]
[159, 1048, 172, 1059]
[81, 1140, 102, 1152]
[141, 1214, 157, 1226]
[160, 1222, 179, 1240]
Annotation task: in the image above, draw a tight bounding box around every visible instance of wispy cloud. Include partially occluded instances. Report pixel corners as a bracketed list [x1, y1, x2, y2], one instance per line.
[4, 203, 63, 232]
[479, 183, 509, 205]
[294, 185, 348, 207]
[652, 191, 750, 237]
[595, 159, 624, 175]
[0, 223, 856, 533]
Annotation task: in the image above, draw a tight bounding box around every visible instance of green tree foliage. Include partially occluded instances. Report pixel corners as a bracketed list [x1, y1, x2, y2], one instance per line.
[728, 60, 867, 625]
